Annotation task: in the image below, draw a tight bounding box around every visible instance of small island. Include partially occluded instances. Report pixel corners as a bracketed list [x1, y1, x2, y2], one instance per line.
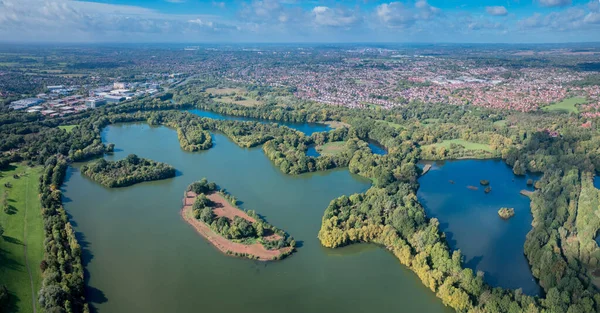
[80, 154, 176, 188]
[484, 186, 492, 193]
[498, 207, 515, 219]
[480, 180, 490, 186]
[181, 178, 296, 261]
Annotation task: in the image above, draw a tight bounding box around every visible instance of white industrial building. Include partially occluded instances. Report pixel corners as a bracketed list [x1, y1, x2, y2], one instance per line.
[9, 98, 45, 110]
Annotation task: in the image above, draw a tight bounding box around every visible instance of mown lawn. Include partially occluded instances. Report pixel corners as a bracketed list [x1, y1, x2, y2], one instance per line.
[58, 125, 77, 133]
[377, 120, 404, 130]
[205, 88, 262, 107]
[542, 97, 586, 114]
[0, 165, 43, 313]
[423, 139, 493, 152]
[316, 141, 346, 156]
[493, 120, 507, 127]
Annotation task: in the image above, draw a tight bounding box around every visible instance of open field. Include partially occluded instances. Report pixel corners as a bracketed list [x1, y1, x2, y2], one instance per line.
[423, 139, 493, 152]
[205, 88, 262, 107]
[377, 120, 403, 129]
[423, 118, 440, 124]
[542, 96, 586, 113]
[316, 141, 346, 156]
[181, 191, 290, 261]
[324, 121, 350, 129]
[215, 96, 261, 107]
[205, 87, 242, 95]
[0, 165, 43, 313]
[58, 125, 77, 133]
[493, 120, 507, 127]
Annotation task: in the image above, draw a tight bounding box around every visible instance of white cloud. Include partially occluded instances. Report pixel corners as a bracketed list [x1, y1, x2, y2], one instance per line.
[518, 8, 591, 30]
[376, 2, 416, 28]
[212, 1, 225, 9]
[0, 0, 230, 41]
[415, 0, 440, 20]
[486, 6, 508, 16]
[375, 1, 440, 28]
[584, 12, 600, 24]
[538, 0, 572, 8]
[189, 18, 214, 27]
[312, 6, 361, 27]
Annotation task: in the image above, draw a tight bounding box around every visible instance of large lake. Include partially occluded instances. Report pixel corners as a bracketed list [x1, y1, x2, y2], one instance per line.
[417, 160, 541, 295]
[62, 123, 451, 313]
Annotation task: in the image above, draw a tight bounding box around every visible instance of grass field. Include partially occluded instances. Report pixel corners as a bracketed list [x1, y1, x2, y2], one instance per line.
[423, 139, 493, 152]
[377, 120, 403, 130]
[542, 96, 586, 114]
[493, 120, 507, 127]
[205, 87, 242, 95]
[324, 121, 351, 129]
[205, 88, 261, 107]
[0, 165, 43, 313]
[316, 141, 346, 156]
[58, 125, 77, 133]
[422, 118, 440, 124]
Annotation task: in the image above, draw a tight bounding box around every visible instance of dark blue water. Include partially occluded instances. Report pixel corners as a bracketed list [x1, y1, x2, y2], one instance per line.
[306, 145, 320, 157]
[368, 140, 387, 156]
[187, 109, 331, 136]
[417, 159, 541, 295]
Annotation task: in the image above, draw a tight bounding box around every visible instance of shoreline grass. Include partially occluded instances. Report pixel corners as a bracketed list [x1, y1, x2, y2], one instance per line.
[423, 139, 493, 152]
[0, 164, 43, 313]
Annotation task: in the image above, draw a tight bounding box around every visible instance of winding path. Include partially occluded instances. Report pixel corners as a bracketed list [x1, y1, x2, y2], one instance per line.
[23, 173, 37, 313]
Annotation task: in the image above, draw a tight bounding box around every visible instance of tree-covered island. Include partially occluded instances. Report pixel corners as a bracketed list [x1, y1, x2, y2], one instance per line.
[80, 154, 176, 188]
[182, 178, 296, 261]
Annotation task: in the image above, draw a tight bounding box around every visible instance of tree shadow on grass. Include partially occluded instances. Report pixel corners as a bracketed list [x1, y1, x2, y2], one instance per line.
[4, 289, 21, 313]
[2, 236, 23, 246]
[3, 205, 17, 215]
[0, 247, 24, 271]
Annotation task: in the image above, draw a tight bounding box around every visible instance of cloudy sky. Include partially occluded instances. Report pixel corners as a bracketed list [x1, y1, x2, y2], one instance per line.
[0, 0, 599, 43]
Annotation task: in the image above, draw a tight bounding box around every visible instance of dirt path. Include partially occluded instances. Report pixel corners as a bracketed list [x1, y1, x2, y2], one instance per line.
[181, 192, 290, 261]
[207, 193, 257, 223]
[23, 173, 37, 313]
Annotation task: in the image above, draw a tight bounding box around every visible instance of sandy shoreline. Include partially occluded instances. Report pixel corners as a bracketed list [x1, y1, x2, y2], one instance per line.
[181, 191, 290, 261]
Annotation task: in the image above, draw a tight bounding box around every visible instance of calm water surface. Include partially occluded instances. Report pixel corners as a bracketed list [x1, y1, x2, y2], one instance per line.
[187, 109, 331, 136]
[417, 160, 541, 295]
[62, 124, 451, 313]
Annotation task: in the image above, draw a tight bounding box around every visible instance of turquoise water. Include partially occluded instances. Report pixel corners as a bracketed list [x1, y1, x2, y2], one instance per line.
[61, 124, 451, 313]
[417, 160, 541, 295]
[187, 109, 331, 136]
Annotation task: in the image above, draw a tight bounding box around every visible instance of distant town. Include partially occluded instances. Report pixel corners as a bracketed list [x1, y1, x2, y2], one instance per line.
[7, 79, 179, 117]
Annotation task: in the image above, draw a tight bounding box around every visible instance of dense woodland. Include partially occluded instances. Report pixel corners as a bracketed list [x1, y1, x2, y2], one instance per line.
[80, 154, 175, 188]
[38, 156, 89, 313]
[1, 78, 600, 312]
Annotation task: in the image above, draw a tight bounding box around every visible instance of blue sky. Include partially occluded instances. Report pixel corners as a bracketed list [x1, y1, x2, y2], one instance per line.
[0, 0, 598, 43]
